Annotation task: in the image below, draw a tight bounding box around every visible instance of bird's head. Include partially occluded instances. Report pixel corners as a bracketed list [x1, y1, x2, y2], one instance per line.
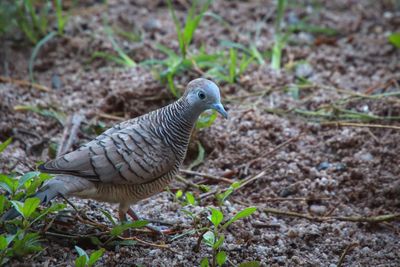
[184, 78, 228, 119]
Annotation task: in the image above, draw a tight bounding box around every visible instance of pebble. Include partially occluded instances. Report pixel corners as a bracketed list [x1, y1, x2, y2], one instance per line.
[309, 204, 327, 215]
[355, 151, 374, 162]
[317, 162, 330, 171]
[295, 63, 314, 78]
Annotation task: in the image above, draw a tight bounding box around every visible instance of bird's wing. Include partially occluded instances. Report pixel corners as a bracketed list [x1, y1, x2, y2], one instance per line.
[39, 121, 176, 185]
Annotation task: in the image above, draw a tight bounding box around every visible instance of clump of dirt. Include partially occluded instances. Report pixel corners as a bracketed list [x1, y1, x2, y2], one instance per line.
[1, 0, 399, 266]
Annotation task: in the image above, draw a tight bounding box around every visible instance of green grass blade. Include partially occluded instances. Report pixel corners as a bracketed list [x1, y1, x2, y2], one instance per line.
[29, 31, 57, 82]
[106, 27, 136, 67]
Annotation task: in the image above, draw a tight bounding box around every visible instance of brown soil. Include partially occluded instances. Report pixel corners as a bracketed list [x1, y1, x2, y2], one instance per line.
[1, 0, 399, 266]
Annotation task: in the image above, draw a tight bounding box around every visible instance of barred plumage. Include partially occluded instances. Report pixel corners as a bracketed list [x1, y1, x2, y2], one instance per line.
[2, 78, 228, 224]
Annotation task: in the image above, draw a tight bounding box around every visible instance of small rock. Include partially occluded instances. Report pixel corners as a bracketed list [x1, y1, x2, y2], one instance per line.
[295, 63, 314, 78]
[354, 151, 374, 161]
[143, 19, 162, 32]
[334, 163, 346, 172]
[309, 204, 327, 215]
[51, 74, 62, 90]
[279, 186, 297, 197]
[317, 162, 330, 171]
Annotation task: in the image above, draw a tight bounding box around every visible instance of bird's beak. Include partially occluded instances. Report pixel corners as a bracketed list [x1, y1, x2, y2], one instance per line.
[213, 103, 228, 119]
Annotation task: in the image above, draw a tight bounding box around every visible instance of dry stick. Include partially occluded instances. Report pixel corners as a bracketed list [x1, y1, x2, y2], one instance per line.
[259, 197, 331, 202]
[263, 207, 400, 223]
[180, 169, 234, 184]
[176, 175, 201, 190]
[57, 114, 84, 157]
[337, 243, 359, 267]
[0, 76, 51, 92]
[321, 121, 400, 131]
[97, 112, 125, 121]
[121, 236, 176, 252]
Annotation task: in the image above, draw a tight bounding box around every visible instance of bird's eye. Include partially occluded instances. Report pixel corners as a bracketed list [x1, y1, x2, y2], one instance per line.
[198, 91, 206, 100]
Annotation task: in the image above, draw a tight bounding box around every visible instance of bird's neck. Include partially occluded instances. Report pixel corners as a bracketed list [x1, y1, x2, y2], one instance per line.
[154, 98, 199, 161]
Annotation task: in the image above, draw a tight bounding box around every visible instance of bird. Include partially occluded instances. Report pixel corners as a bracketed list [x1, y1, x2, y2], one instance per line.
[2, 78, 227, 227]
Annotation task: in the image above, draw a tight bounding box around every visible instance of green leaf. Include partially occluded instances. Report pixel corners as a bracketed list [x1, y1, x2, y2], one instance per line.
[223, 207, 257, 229]
[185, 192, 196, 205]
[1, 234, 15, 251]
[21, 197, 40, 219]
[88, 248, 105, 267]
[188, 141, 205, 170]
[216, 251, 227, 266]
[100, 208, 117, 225]
[208, 208, 223, 228]
[200, 257, 210, 267]
[175, 189, 183, 199]
[0, 195, 5, 214]
[12, 232, 42, 257]
[110, 220, 149, 236]
[10, 200, 24, 218]
[238, 261, 261, 267]
[75, 245, 89, 259]
[31, 203, 66, 225]
[196, 110, 217, 129]
[202, 231, 215, 247]
[388, 33, 400, 48]
[0, 174, 17, 195]
[18, 171, 40, 189]
[0, 137, 12, 153]
[0, 235, 8, 250]
[75, 255, 88, 267]
[213, 233, 225, 250]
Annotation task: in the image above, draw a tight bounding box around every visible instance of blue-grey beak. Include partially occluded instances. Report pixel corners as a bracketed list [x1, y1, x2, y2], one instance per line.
[213, 103, 228, 119]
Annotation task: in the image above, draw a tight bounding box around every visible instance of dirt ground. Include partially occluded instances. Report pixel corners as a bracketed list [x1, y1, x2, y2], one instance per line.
[1, 0, 400, 266]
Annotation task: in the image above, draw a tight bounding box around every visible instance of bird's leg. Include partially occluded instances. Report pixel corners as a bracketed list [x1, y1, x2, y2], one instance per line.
[127, 208, 173, 235]
[118, 210, 127, 222]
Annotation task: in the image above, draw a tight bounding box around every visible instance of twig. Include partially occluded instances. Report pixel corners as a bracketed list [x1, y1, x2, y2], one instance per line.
[121, 236, 175, 252]
[193, 229, 208, 253]
[254, 197, 331, 202]
[199, 162, 277, 201]
[176, 175, 201, 190]
[337, 243, 358, 267]
[0, 76, 51, 92]
[180, 169, 234, 184]
[321, 121, 400, 130]
[263, 207, 400, 223]
[238, 162, 276, 189]
[57, 113, 84, 157]
[97, 112, 125, 121]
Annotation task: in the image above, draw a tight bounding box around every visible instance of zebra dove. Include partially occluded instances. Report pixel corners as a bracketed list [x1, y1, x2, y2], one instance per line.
[2, 78, 227, 224]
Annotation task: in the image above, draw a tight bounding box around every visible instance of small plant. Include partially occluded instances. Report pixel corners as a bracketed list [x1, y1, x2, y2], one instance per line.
[271, 0, 287, 70]
[206, 48, 253, 84]
[388, 32, 400, 48]
[92, 27, 137, 68]
[167, 0, 211, 59]
[200, 207, 257, 267]
[0, 171, 66, 265]
[0, 0, 69, 44]
[74, 246, 105, 267]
